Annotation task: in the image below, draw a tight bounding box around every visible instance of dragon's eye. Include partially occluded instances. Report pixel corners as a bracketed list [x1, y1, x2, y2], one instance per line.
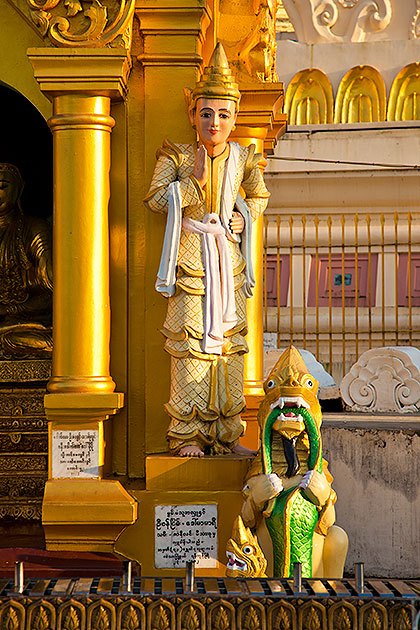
[266, 380, 275, 389]
[243, 545, 253, 555]
[302, 375, 314, 388]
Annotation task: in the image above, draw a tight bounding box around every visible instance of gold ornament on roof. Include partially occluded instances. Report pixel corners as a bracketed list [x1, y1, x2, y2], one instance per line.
[191, 43, 241, 109]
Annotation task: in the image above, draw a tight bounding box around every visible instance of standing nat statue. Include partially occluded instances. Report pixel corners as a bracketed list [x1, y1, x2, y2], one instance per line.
[145, 44, 270, 457]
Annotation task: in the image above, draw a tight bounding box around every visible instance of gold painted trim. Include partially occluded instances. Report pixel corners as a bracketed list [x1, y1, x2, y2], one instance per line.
[156, 138, 184, 169]
[178, 263, 205, 278]
[160, 327, 188, 342]
[48, 113, 115, 132]
[244, 143, 262, 180]
[189, 174, 205, 201]
[143, 184, 167, 205]
[176, 280, 205, 296]
[137, 52, 203, 67]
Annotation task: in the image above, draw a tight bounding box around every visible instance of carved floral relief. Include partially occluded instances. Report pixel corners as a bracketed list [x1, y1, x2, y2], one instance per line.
[21, 0, 134, 48]
[282, 0, 392, 43]
[340, 347, 420, 413]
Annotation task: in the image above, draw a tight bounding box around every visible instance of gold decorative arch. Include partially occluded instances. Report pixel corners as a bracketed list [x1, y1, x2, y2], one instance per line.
[285, 68, 334, 125]
[334, 65, 386, 123]
[388, 62, 420, 121]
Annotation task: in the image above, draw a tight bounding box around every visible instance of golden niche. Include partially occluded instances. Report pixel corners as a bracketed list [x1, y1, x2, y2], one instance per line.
[334, 65, 386, 124]
[0, 163, 52, 359]
[388, 62, 420, 121]
[285, 68, 334, 125]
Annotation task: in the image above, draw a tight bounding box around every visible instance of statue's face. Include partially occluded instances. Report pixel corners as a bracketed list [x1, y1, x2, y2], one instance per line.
[0, 173, 18, 214]
[194, 98, 237, 149]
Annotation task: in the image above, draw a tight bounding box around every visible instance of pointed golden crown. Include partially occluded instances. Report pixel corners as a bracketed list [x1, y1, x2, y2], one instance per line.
[192, 42, 241, 108]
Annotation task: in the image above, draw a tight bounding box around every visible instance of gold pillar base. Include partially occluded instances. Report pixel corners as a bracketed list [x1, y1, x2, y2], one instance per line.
[43, 392, 129, 551]
[43, 479, 137, 552]
[114, 455, 251, 575]
[44, 392, 124, 422]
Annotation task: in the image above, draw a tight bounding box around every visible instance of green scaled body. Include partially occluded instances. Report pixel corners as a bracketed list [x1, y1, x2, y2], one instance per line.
[262, 407, 322, 577]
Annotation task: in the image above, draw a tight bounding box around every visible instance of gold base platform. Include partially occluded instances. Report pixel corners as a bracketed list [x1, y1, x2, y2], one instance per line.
[43, 479, 138, 553]
[114, 454, 252, 576]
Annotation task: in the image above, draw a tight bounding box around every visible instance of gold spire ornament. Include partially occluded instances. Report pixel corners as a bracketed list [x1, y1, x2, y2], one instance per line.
[191, 42, 241, 109]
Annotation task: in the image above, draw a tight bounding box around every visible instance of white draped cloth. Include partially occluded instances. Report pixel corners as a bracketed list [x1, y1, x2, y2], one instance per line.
[155, 142, 255, 355]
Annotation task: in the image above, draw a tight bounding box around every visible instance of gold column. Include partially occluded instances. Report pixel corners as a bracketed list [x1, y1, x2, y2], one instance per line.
[230, 87, 287, 448]
[48, 93, 115, 395]
[28, 48, 137, 551]
[231, 87, 287, 395]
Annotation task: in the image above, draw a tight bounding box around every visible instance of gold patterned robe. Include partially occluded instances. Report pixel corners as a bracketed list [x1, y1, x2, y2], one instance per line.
[0, 210, 52, 357]
[145, 140, 269, 453]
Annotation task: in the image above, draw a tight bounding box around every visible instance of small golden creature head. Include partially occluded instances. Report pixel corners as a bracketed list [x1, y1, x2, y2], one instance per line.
[226, 516, 267, 578]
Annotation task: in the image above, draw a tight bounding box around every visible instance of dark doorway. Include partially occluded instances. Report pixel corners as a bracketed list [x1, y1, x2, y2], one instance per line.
[0, 82, 52, 220]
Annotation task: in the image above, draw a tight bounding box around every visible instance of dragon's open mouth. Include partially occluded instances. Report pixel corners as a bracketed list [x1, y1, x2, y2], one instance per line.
[270, 396, 310, 411]
[226, 551, 247, 572]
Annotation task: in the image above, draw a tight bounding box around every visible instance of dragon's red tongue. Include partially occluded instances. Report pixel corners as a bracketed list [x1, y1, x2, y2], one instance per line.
[285, 411, 296, 417]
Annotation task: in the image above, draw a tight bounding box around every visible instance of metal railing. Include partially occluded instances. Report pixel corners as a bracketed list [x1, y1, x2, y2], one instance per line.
[263, 212, 420, 380]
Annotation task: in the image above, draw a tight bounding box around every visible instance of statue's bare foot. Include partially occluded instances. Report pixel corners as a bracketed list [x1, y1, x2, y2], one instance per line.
[178, 445, 204, 457]
[232, 444, 257, 456]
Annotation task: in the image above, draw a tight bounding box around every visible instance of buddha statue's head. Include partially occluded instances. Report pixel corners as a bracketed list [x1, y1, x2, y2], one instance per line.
[188, 43, 240, 151]
[0, 163, 23, 216]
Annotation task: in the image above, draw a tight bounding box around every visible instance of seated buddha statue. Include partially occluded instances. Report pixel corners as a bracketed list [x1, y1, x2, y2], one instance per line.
[0, 163, 52, 358]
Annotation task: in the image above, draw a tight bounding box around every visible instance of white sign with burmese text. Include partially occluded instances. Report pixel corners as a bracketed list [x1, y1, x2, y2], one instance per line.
[52, 429, 100, 478]
[155, 504, 218, 568]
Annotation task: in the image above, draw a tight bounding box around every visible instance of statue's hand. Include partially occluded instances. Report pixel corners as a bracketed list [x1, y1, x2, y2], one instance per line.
[229, 211, 245, 234]
[246, 473, 283, 510]
[299, 470, 331, 507]
[193, 145, 208, 189]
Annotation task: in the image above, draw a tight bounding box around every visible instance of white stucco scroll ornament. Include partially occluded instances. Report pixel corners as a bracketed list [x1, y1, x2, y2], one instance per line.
[283, 0, 392, 43]
[340, 347, 420, 413]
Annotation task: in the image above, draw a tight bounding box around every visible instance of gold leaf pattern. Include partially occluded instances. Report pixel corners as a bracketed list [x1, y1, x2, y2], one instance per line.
[274, 607, 291, 630]
[334, 606, 352, 630]
[212, 606, 230, 630]
[32, 606, 51, 630]
[151, 606, 170, 630]
[122, 605, 140, 630]
[63, 0, 82, 16]
[393, 607, 411, 630]
[243, 606, 261, 630]
[4, 608, 20, 630]
[92, 605, 110, 630]
[365, 607, 382, 630]
[63, 606, 80, 630]
[303, 606, 321, 630]
[181, 606, 200, 630]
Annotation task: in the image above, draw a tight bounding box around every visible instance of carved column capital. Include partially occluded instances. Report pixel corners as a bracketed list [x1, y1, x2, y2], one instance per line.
[28, 47, 131, 100]
[136, 0, 211, 65]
